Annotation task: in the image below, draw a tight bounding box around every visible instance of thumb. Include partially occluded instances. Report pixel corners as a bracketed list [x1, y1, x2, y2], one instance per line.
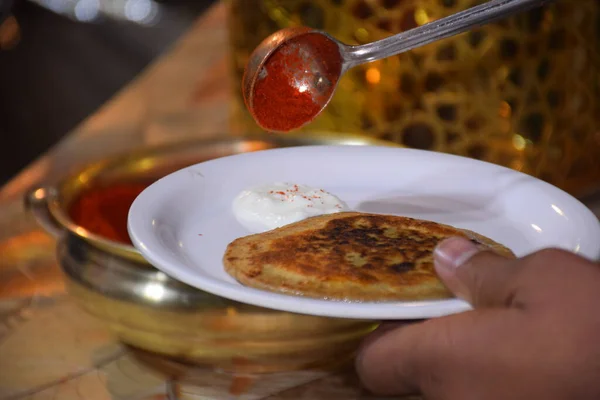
[356, 238, 524, 397]
[433, 236, 519, 307]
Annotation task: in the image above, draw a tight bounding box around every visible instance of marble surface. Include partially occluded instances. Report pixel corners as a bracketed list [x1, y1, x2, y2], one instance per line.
[0, 2, 598, 399]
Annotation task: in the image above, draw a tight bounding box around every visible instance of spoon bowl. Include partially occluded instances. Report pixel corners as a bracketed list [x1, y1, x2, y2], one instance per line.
[242, 27, 344, 133]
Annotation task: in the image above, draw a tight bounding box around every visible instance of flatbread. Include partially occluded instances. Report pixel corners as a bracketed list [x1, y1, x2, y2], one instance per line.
[224, 212, 514, 302]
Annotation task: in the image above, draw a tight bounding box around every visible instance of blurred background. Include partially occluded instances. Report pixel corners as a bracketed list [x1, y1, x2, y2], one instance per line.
[228, 0, 599, 197]
[0, 0, 598, 196]
[0, 0, 217, 184]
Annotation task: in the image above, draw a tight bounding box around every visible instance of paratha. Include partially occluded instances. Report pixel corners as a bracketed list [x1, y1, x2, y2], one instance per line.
[223, 212, 514, 302]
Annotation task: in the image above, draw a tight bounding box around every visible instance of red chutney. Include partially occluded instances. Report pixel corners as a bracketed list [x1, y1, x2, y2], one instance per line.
[250, 33, 342, 132]
[68, 182, 151, 245]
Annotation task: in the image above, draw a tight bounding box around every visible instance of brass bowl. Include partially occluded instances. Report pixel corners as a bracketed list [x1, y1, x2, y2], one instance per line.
[25, 133, 394, 373]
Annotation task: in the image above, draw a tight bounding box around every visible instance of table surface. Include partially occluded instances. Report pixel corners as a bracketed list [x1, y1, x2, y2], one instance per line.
[1, 3, 599, 400]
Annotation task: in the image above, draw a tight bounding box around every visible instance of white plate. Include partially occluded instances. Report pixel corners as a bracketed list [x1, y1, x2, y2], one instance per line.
[128, 145, 600, 320]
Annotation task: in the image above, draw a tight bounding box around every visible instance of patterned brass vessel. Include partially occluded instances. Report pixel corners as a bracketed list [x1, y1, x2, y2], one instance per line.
[228, 0, 600, 195]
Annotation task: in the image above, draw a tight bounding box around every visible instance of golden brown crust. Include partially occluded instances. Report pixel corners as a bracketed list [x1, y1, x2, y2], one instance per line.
[223, 212, 514, 302]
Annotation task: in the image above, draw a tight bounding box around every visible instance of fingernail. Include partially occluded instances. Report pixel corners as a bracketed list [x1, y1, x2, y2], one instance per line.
[434, 237, 481, 270]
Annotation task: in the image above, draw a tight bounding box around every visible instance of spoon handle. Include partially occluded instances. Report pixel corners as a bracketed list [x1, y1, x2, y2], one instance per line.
[343, 0, 555, 69]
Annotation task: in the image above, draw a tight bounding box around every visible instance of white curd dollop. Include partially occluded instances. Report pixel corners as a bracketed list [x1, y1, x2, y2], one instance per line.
[232, 182, 349, 233]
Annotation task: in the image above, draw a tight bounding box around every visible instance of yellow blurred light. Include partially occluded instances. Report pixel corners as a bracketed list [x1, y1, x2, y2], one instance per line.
[78, 173, 90, 184]
[366, 67, 381, 84]
[512, 134, 526, 150]
[33, 188, 45, 200]
[269, 8, 283, 21]
[138, 158, 154, 171]
[355, 28, 369, 42]
[414, 9, 430, 25]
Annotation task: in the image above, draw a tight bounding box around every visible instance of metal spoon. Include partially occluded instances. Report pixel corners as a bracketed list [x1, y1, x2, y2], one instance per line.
[242, 0, 554, 133]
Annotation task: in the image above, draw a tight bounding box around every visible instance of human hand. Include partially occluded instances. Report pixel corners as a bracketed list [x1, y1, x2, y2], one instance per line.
[356, 237, 600, 400]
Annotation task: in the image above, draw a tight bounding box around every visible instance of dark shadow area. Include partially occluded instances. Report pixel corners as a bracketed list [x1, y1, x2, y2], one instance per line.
[0, 0, 217, 185]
